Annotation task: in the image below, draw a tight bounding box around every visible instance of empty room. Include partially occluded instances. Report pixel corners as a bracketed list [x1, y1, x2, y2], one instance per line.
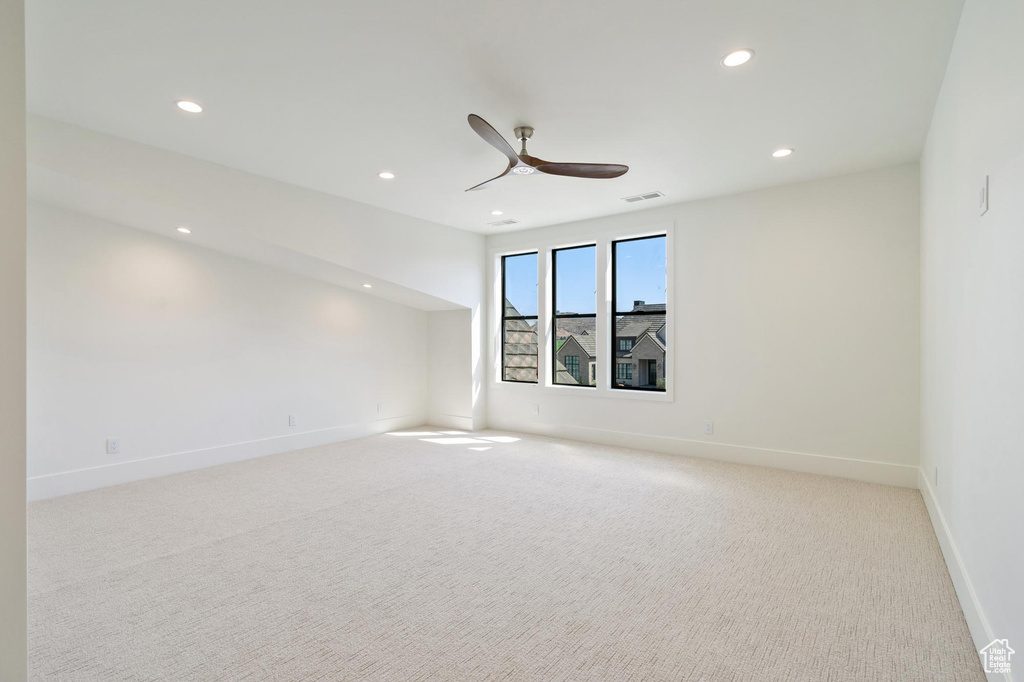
[1, 0, 1022, 679]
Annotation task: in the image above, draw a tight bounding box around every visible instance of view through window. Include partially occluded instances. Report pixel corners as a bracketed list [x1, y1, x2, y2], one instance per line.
[501, 252, 538, 382]
[552, 245, 597, 386]
[612, 235, 667, 391]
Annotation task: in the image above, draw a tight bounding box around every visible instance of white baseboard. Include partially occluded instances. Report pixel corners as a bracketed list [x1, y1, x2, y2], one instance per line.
[27, 415, 423, 501]
[918, 468, 1009, 681]
[426, 413, 475, 431]
[487, 418, 918, 487]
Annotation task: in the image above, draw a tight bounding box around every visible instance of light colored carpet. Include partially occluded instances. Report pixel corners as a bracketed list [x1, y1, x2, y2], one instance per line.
[28, 429, 983, 681]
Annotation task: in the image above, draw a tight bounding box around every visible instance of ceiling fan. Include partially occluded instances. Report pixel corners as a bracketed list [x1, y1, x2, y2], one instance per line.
[466, 114, 629, 191]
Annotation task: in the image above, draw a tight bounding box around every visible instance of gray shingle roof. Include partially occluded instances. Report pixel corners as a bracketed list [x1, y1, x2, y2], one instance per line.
[562, 334, 597, 357]
[503, 299, 538, 381]
[615, 313, 665, 357]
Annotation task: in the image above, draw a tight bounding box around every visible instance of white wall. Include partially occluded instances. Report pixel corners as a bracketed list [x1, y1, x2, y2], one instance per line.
[427, 309, 474, 430]
[28, 117, 486, 311]
[27, 203, 428, 499]
[487, 164, 921, 486]
[0, 0, 27, 676]
[29, 117, 489, 431]
[919, 0, 1023, 657]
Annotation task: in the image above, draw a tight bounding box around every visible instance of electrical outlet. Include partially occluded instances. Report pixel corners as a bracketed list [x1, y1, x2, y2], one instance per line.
[703, 420, 714, 435]
[531, 404, 540, 416]
[377, 403, 384, 415]
[288, 414, 297, 427]
[106, 438, 120, 455]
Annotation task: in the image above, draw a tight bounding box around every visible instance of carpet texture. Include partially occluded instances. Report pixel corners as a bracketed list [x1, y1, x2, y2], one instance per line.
[28, 429, 984, 681]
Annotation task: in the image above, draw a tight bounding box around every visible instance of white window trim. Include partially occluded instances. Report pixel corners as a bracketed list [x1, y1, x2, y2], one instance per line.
[489, 221, 674, 403]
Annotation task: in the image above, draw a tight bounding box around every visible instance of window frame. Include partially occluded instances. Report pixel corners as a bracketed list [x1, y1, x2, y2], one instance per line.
[489, 221, 672, 403]
[611, 234, 667, 393]
[551, 244, 597, 388]
[500, 252, 539, 384]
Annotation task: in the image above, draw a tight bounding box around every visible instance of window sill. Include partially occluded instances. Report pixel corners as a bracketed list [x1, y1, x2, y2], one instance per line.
[600, 387, 674, 402]
[549, 383, 597, 391]
[490, 380, 674, 402]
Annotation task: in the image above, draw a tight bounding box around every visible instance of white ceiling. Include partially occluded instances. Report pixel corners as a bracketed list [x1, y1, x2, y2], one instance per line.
[26, 0, 964, 235]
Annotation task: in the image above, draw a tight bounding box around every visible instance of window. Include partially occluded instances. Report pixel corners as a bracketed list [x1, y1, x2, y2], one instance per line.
[612, 235, 667, 391]
[552, 244, 597, 386]
[501, 252, 538, 382]
[564, 356, 580, 381]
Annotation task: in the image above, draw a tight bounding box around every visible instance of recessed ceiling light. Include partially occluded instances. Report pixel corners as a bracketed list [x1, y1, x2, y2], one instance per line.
[721, 49, 754, 67]
[362, 283, 372, 288]
[772, 148, 794, 158]
[175, 100, 203, 114]
[378, 171, 395, 180]
[176, 227, 192, 234]
[491, 210, 504, 216]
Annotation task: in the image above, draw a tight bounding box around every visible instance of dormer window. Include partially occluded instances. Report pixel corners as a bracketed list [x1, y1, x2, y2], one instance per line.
[618, 339, 633, 351]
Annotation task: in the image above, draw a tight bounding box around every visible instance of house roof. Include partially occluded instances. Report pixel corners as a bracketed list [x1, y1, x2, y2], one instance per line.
[555, 317, 595, 340]
[616, 313, 665, 357]
[630, 303, 666, 314]
[505, 299, 534, 319]
[634, 330, 667, 353]
[503, 299, 538, 381]
[561, 334, 597, 358]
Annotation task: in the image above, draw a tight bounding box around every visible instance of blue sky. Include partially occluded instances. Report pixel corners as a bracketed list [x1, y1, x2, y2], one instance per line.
[613, 236, 666, 313]
[504, 236, 666, 317]
[504, 253, 539, 317]
[554, 245, 596, 314]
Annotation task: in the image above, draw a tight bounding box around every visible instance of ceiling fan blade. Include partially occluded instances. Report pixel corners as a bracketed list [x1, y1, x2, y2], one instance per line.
[534, 162, 629, 179]
[465, 165, 512, 192]
[468, 114, 520, 166]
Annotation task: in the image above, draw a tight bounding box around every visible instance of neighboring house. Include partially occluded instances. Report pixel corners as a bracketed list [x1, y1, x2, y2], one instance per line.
[505, 299, 666, 388]
[555, 331, 596, 385]
[554, 301, 666, 389]
[614, 304, 666, 389]
[503, 299, 538, 382]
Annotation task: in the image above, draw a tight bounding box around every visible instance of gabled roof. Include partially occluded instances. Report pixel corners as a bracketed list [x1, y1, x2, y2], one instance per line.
[505, 299, 533, 319]
[615, 313, 665, 357]
[560, 334, 596, 359]
[633, 330, 666, 352]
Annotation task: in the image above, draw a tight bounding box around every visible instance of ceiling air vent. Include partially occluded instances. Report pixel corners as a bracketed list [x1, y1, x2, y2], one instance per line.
[488, 219, 520, 228]
[622, 191, 665, 203]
